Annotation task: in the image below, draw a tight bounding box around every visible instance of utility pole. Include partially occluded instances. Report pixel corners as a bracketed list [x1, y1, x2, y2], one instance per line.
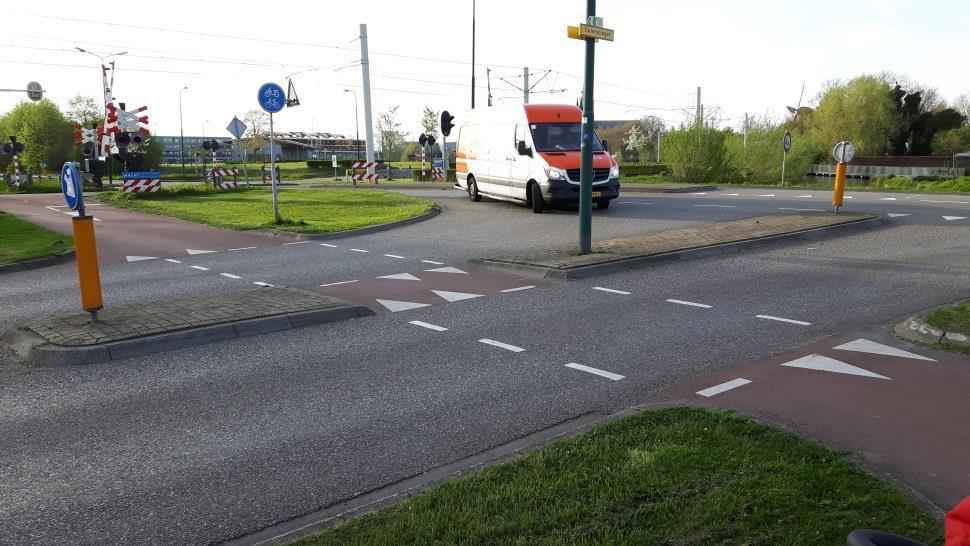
[471, 0, 476, 109]
[359, 24, 376, 182]
[743, 113, 749, 148]
[656, 130, 662, 163]
[487, 67, 493, 107]
[696, 86, 702, 128]
[578, 0, 597, 255]
[523, 67, 530, 104]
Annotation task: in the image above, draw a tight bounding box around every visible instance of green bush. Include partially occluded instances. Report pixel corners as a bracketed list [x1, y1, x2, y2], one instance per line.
[661, 127, 739, 183]
[619, 163, 669, 176]
[726, 122, 822, 184]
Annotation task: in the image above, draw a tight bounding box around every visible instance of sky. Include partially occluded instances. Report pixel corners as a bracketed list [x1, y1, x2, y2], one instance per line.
[2, 0, 968, 140]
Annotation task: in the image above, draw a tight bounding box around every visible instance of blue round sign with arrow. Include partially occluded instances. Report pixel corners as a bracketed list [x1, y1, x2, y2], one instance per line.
[258, 82, 285, 114]
[60, 162, 83, 211]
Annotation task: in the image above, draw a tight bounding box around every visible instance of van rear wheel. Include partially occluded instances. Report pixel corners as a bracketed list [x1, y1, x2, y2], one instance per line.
[530, 183, 544, 213]
[468, 176, 482, 202]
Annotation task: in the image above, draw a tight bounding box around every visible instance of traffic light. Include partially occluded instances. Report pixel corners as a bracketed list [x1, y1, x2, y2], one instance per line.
[426, 135, 437, 147]
[202, 140, 221, 151]
[1, 137, 25, 156]
[440, 111, 455, 137]
[81, 143, 97, 159]
[130, 132, 145, 146]
[418, 133, 427, 147]
[115, 132, 132, 150]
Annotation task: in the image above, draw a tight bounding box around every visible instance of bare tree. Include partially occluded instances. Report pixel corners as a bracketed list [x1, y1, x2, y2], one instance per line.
[66, 95, 103, 126]
[954, 94, 970, 123]
[377, 105, 406, 161]
[420, 106, 439, 139]
[243, 110, 269, 154]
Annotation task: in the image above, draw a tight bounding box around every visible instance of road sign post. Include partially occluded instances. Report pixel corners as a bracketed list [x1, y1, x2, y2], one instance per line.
[832, 141, 855, 213]
[258, 83, 285, 224]
[61, 162, 103, 320]
[332, 154, 339, 180]
[782, 131, 792, 186]
[226, 116, 249, 185]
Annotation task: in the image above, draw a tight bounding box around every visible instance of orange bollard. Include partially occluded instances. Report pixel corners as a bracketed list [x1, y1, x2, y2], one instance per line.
[71, 216, 103, 313]
[832, 162, 846, 212]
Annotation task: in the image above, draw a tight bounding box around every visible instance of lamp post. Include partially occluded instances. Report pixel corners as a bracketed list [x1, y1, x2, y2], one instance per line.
[343, 89, 360, 161]
[179, 86, 188, 179]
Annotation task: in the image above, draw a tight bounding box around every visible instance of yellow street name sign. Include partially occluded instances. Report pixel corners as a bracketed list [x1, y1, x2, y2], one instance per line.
[568, 23, 614, 41]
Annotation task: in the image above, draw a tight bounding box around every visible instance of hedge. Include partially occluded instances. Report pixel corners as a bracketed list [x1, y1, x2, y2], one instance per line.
[619, 163, 669, 176]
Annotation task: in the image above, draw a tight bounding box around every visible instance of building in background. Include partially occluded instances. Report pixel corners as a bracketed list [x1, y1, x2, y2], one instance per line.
[157, 136, 233, 164]
[155, 132, 365, 164]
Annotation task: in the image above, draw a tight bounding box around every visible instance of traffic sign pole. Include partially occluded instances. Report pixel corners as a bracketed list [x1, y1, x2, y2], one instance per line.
[270, 112, 280, 224]
[831, 141, 854, 213]
[578, 0, 597, 255]
[61, 162, 103, 320]
[258, 83, 285, 224]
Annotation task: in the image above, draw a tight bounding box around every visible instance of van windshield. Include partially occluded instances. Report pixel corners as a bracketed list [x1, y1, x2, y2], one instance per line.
[529, 122, 604, 152]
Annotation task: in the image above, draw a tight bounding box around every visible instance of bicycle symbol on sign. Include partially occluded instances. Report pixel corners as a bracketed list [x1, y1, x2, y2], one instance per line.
[264, 98, 281, 110]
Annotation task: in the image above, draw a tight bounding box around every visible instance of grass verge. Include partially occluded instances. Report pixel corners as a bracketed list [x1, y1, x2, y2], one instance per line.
[924, 301, 970, 334]
[295, 407, 941, 546]
[0, 211, 73, 265]
[96, 186, 435, 234]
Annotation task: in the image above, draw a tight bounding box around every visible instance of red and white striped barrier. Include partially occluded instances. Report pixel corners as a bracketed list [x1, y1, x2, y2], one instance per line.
[351, 161, 381, 169]
[122, 179, 161, 193]
[216, 181, 238, 190]
[432, 167, 444, 181]
[205, 167, 239, 179]
[10, 155, 23, 187]
[352, 173, 382, 181]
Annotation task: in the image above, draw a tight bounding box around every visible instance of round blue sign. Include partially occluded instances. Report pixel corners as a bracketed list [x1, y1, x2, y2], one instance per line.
[258, 82, 286, 114]
[60, 162, 83, 211]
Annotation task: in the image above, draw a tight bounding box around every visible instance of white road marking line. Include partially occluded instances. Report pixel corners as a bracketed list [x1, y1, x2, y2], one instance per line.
[320, 280, 359, 287]
[943, 216, 968, 221]
[689, 192, 708, 195]
[879, 197, 898, 201]
[384, 254, 406, 259]
[922, 200, 969, 204]
[796, 195, 814, 198]
[759, 194, 776, 197]
[220, 273, 243, 279]
[695, 204, 735, 208]
[186, 249, 218, 255]
[377, 273, 422, 281]
[696, 378, 752, 398]
[833, 338, 935, 361]
[229, 246, 258, 251]
[844, 196, 854, 199]
[190, 266, 209, 271]
[756, 314, 812, 326]
[409, 321, 448, 332]
[618, 201, 653, 205]
[424, 266, 467, 274]
[564, 363, 625, 381]
[666, 299, 712, 309]
[593, 287, 631, 295]
[421, 260, 444, 265]
[806, 247, 818, 250]
[779, 207, 826, 212]
[501, 285, 536, 293]
[126, 256, 158, 262]
[283, 241, 310, 246]
[722, 193, 740, 196]
[164, 259, 182, 264]
[350, 249, 370, 253]
[320, 243, 338, 248]
[478, 339, 525, 352]
[376, 299, 431, 312]
[253, 282, 274, 287]
[887, 213, 912, 218]
[432, 290, 485, 302]
[781, 354, 890, 380]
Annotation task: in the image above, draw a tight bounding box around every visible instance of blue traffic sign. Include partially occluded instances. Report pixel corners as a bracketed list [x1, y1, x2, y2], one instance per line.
[60, 162, 83, 211]
[432, 160, 444, 169]
[258, 82, 285, 114]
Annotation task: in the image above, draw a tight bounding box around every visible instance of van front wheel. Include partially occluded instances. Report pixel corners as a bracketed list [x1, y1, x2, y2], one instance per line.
[468, 177, 482, 202]
[596, 200, 610, 210]
[530, 183, 544, 213]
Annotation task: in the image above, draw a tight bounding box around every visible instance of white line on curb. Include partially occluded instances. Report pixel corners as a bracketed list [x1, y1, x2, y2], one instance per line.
[565, 363, 625, 381]
[695, 204, 735, 208]
[666, 299, 712, 309]
[756, 314, 812, 326]
[409, 321, 448, 332]
[320, 280, 359, 287]
[220, 273, 243, 279]
[190, 266, 209, 271]
[697, 378, 752, 397]
[478, 339, 525, 352]
[501, 285, 536, 293]
[593, 287, 631, 295]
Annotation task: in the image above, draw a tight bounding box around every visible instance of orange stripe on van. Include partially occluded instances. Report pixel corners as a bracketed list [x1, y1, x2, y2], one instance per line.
[456, 161, 468, 174]
[523, 104, 582, 124]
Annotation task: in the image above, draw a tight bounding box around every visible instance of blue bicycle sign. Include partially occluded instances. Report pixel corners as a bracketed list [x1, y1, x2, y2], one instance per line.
[258, 83, 285, 114]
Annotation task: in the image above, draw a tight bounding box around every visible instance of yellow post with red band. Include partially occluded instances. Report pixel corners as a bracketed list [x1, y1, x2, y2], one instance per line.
[71, 215, 103, 313]
[832, 162, 846, 210]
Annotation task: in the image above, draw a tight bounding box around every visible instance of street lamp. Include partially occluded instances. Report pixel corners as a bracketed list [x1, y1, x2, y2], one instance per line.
[179, 86, 189, 179]
[343, 89, 360, 161]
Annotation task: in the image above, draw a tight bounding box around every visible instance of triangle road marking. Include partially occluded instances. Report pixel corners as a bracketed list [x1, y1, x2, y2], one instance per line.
[376, 273, 422, 281]
[186, 249, 218, 255]
[432, 290, 485, 303]
[375, 299, 431, 313]
[943, 216, 967, 221]
[887, 213, 912, 218]
[833, 338, 935, 361]
[126, 256, 158, 262]
[781, 354, 890, 379]
[423, 267, 468, 274]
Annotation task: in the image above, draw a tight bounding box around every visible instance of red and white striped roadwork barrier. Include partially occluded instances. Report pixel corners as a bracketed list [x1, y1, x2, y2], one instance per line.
[216, 181, 238, 190]
[205, 167, 239, 179]
[432, 167, 444, 181]
[122, 179, 161, 193]
[351, 161, 380, 169]
[350, 161, 382, 183]
[352, 173, 382, 181]
[10, 155, 23, 187]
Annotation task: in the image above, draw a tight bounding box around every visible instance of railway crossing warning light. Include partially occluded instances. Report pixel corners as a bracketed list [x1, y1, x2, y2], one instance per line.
[419, 133, 427, 147]
[426, 134, 437, 147]
[202, 140, 221, 152]
[1, 136, 25, 156]
[440, 111, 455, 138]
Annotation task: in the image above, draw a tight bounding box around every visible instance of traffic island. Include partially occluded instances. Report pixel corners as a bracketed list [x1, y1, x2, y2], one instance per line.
[896, 299, 970, 352]
[2, 287, 372, 366]
[475, 212, 882, 279]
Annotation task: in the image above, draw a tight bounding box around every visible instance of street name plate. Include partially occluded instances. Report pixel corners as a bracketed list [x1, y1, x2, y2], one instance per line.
[579, 24, 615, 41]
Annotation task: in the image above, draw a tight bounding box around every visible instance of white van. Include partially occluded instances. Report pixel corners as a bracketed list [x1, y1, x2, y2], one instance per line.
[454, 104, 620, 213]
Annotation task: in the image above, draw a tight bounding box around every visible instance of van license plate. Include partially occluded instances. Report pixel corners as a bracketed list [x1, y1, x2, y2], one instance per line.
[591, 191, 603, 198]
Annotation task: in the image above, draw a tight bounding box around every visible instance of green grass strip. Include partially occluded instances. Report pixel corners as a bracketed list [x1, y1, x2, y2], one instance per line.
[0, 211, 74, 265]
[925, 302, 970, 334]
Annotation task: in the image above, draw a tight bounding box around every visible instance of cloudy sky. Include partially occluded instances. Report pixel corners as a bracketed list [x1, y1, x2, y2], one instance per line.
[2, 0, 968, 139]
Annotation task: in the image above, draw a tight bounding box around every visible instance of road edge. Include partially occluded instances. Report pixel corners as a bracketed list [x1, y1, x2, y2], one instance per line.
[895, 314, 970, 348]
[0, 249, 76, 275]
[247, 205, 441, 241]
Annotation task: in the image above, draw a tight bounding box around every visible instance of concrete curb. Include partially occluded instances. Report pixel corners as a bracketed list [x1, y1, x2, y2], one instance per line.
[473, 215, 888, 280]
[0, 249, 76, 275]
[895, 313, 970, 348]
[247, 206, 441, 242]
[620, 184, 717, 193]
[2, 304, 373, 367]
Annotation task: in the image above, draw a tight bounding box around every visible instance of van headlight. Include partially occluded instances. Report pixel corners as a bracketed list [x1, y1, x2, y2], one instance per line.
[544, 166, 566, 180]
[610, 165, 620, 179]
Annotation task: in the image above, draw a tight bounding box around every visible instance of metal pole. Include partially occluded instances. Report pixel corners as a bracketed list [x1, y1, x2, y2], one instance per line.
[360, 24, 376, 183]
[696, 86, 702, 128]
[243, 147, 249, 185]
[523, 66, 529, 104]
[471, 0, 476, 109]
[442, 135, 448, 185]
[270, 113, 280, 224]
[781, 150, 787, 185]
[179, 87, 187, 179]
[656, 131, 662, 163]
[578, 0, 596, 255]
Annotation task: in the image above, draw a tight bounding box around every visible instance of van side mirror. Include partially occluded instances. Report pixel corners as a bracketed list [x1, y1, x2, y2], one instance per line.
[517, 140, 532, 157]
[602, 139, 609, 152]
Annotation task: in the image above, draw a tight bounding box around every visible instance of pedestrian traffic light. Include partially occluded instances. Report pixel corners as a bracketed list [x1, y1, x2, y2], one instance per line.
[419, 133, 427, 147]
[440, 111, 455, 137]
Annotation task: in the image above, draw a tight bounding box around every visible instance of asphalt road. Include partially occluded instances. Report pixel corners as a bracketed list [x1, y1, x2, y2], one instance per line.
[1, 186, 968, 544]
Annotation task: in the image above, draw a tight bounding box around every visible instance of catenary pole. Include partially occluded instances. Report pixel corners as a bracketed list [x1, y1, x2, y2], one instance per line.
[360, 24, 376, 182]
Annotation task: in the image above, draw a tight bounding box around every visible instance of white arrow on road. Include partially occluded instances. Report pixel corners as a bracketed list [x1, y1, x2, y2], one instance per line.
[186, 249, 218, 255]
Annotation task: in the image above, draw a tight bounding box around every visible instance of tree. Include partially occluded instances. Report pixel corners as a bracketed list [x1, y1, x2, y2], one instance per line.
[661, 127, 738, 183]
[420, 106, 438, 140]
[377, 105, 406, 162]
[141, 136, 163, 169]
[0, 99, 74, 172]
[806, 75, 897, 156]
[930, 126, 970, 156]
[954, 94, 970, 123]
[65, 94, 103, 127]
[243, 110, 269, 155]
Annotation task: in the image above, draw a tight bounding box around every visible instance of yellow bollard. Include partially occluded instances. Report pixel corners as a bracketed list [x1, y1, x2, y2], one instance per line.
[832, 162, 846, 212]
[72, 216, 103, 313]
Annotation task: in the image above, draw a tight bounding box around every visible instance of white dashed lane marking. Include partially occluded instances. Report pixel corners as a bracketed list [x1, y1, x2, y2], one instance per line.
[384, 254, 406, 259]
[220, 273, 243, 279]
[350, 249, 369, 253]
[695, 204, 735, 208]
[666, 299, 712, 309]
[283, 241, 310, 246]
[320, 280, 359, 287]
[564, 363, 625, 381]
[320, 243, 338, 248]
[253, 282, 274, 287]
[190, 266, 209, 271]
[229, 247, 258, 251]
[779, 208, 826, 212]
[409, 321, 448, 332]
[421, 260, 444, 265]
[164, 259, 182, 264]
[696, 378, 752, 398]
[501, 285, 536, 293]
[756, 314, 811, 326]
[478, 339, 525, 353]
[593, 287, 631, 295]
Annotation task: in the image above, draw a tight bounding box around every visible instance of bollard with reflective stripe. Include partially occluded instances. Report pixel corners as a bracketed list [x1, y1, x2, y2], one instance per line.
[72, 216, 103, 312]
[833, 162, 846, 212]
